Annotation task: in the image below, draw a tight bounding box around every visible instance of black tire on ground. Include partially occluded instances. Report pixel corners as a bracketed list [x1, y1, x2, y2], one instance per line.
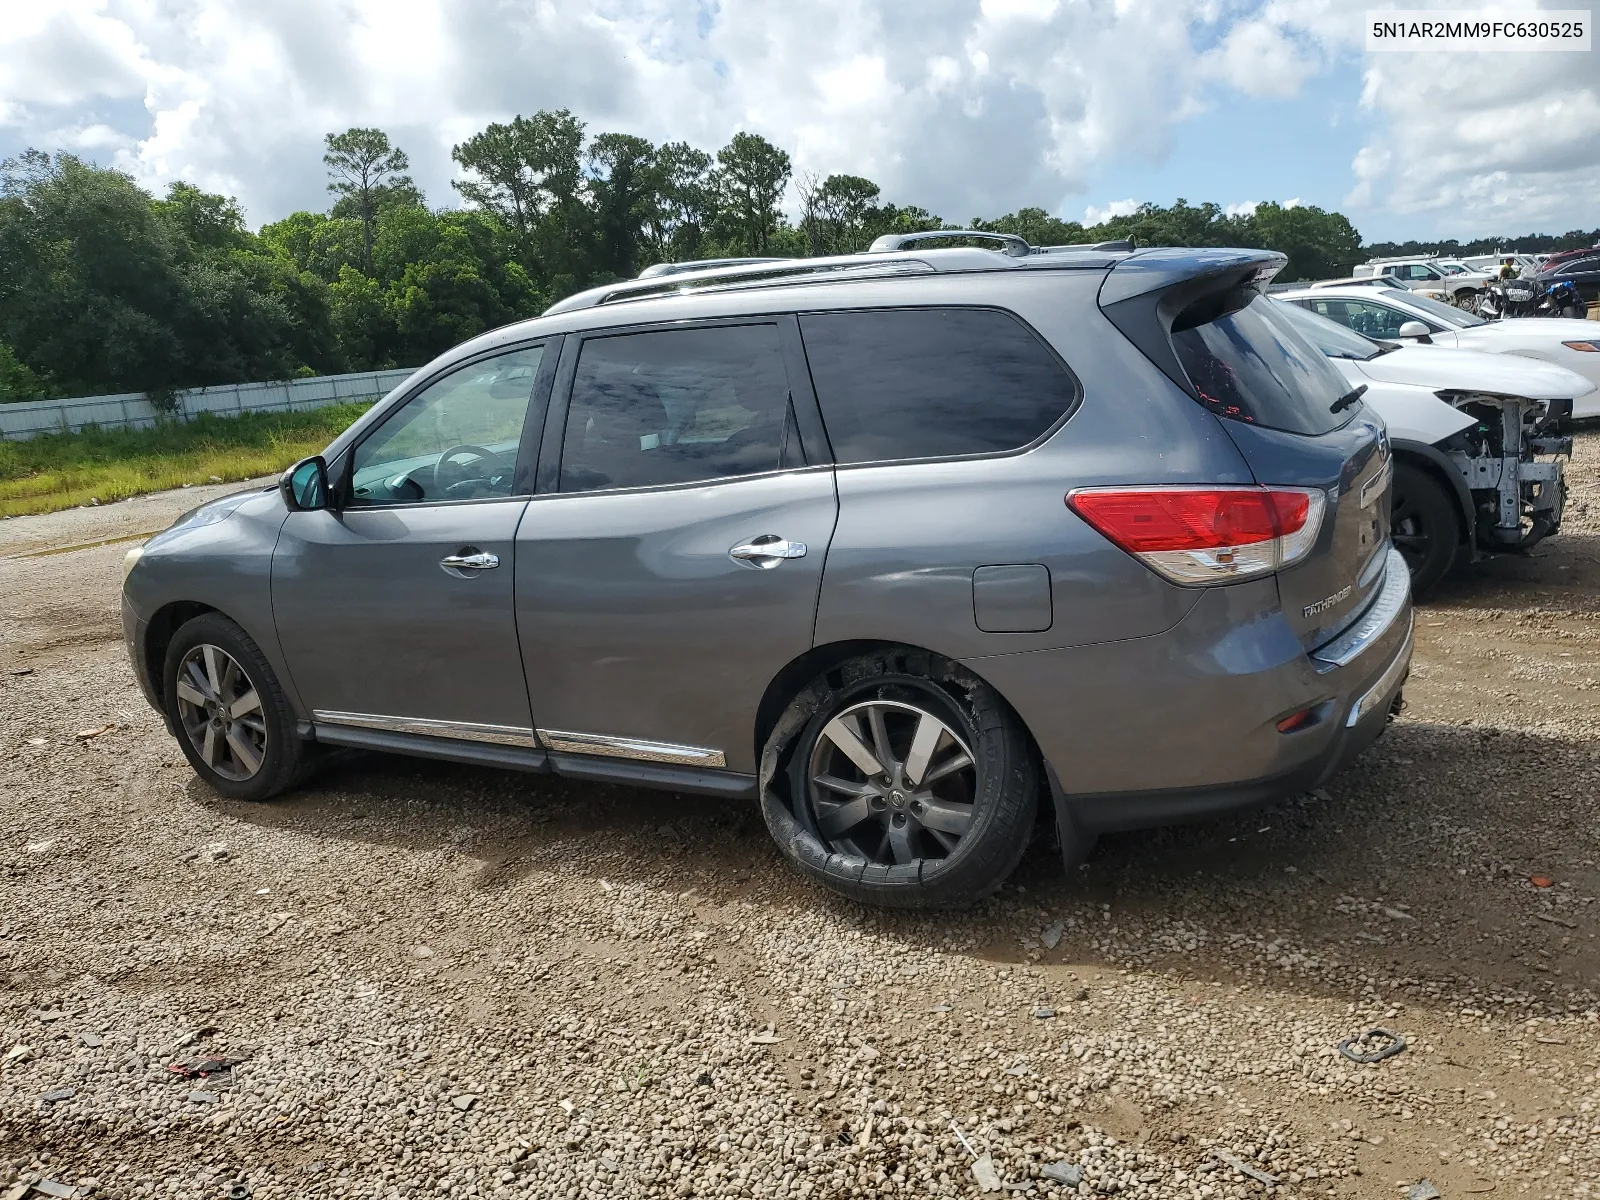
[1391, 462, 1460, 596]
[162, 612, 311, 802]
[758, 647, 1038, 909]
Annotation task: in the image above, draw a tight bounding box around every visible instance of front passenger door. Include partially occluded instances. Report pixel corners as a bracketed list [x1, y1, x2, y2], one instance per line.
[272, 343, 553, 745]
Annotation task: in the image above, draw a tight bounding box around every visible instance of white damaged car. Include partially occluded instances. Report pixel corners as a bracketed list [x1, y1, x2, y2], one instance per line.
[1279, 285, 1600, 418]
[1276, 300, 1592, 593]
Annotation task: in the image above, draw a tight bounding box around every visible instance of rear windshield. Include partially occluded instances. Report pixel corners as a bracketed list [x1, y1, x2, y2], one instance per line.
[1171, 293, 1355, 436]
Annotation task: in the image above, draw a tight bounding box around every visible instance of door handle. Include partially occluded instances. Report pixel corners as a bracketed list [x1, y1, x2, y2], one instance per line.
[729, 535, 807, 569]
[440, 550, 500, 572]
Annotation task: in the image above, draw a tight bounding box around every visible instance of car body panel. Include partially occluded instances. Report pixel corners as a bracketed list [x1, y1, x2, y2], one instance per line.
[513, 468, 839, 775]
[272, 499, 535, 734]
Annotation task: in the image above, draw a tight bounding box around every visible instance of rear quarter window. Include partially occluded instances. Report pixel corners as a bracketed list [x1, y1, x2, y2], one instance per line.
[1171, 293, 1354, 436]
[799, 307, 1077, 465]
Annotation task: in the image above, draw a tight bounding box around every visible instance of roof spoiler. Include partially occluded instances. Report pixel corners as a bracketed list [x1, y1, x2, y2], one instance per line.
[1098, 247, 1287, 397]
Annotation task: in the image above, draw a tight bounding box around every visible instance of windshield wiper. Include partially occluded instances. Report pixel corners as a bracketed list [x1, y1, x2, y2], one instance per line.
[1330, 383, 1368, 414]
[1369, 340, 1401, 358]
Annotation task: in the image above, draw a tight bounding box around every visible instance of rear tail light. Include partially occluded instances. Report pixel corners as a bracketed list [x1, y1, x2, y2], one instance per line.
[1066, 486, 1327, 586]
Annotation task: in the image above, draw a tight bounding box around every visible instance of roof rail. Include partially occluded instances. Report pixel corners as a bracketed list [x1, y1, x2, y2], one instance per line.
[866, 230, 1031, 256]
[1037, 238, 1136, 254]
[637, 257, 784, 279]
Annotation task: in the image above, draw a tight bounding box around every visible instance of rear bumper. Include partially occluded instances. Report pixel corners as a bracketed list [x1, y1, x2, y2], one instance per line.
[963, 546, 1414, 832]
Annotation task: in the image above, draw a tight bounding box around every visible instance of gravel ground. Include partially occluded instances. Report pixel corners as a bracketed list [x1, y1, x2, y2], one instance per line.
[2, 444, 1598, 1200]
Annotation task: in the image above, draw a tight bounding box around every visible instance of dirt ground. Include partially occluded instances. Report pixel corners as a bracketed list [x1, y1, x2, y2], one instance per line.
[1, 441, 1597, 1200]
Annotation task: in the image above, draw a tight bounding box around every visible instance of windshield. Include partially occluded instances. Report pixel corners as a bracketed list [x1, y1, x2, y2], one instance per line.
[1273, 298, 1391, 361]
[1378, 288, 1487, 328]
[1437, 263, 1466, 275]
[1171, 293, 1356, 436]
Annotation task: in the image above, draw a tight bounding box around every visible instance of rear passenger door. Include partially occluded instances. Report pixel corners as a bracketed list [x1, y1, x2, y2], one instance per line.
[514, 318, 836, 778]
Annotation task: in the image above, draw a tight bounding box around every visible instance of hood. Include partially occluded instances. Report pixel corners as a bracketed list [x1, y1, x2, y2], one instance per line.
[1459, 318, 1600, 343]
[1353, 343, 1597, 400]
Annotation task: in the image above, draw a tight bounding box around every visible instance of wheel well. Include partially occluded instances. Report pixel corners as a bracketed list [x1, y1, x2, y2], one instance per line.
[143, 601, 217, 697]
[1392, 449, 1469, 545]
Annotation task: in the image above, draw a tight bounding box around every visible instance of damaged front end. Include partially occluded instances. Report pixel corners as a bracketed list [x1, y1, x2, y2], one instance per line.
[1435, 391, 1571, 553]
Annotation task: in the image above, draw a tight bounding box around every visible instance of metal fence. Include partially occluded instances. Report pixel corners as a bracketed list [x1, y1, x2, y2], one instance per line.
[0, 368, 417, 441]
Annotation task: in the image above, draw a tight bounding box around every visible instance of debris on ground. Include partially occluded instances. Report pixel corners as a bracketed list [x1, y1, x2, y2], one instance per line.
[23, 841, 53, 855]
[166, 1051, 246, 1080]
[1041, 920, 1064, 949]
[39, 1087, 77, 1103]
[8, 667, 33, 677]
[1338, 1027, 1408, 1063]
[74, 1032, 101, 1048]
[1534, 912, 1577, 928]
[74, 723, 114, 741]
[185, 1089, 219, 1104]
[1032, 1006, 1055, 1019]
[1529, 873, 1554, 887]
[1042, 1160, 1084, 1185]
[170, 1025, 218, 1050]
[262, 912, 292, 935]
[1408, 1181, 1442, 1200]
[4, 1045, 34, 1064]
[451, 1094, 478, 1111]
[970, 1154, 1003, 1193]
[1214, 1149, 1278, 1186]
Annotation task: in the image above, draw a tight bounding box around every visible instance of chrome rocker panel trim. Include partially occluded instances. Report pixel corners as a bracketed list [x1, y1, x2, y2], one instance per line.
[535, 729, 727, 768]
[312, 711, 536, 748]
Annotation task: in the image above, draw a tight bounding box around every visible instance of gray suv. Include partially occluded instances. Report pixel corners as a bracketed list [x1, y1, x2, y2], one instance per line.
[121, 236, 1413, 908]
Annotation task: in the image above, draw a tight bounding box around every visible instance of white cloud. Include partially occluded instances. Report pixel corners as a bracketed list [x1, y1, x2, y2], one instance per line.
[0, 0, 1594, 241]
[1084, 197, 1141, 223]
[1224, 200, 1259, 218]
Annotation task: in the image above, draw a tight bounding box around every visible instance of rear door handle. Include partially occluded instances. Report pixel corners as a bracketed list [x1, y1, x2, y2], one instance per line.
[729, 536, 807, 569]
[440, 550, 500, 572]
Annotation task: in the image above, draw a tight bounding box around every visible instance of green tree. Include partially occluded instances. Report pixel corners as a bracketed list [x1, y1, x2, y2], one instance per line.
[323, 128, 414, 274]
[1248, 202, 1363, 281]
[0, 342, 50, 402]
[975, 206, 1085, 247]
[451, 111, 587, 278]
[713, 132, 791, 255]
[646, 142, 717, 261]
[798, 172, 882, 255]
[587, 132, 658, 278]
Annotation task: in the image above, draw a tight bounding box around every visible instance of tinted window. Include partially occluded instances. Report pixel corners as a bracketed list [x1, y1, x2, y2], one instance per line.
[1378, 288, 1485, 327]
[1171, 294, 1352, 436]
[800, 308, 1075, 464]
[349, 345, 543, 506]
[560, 324, 794, 493]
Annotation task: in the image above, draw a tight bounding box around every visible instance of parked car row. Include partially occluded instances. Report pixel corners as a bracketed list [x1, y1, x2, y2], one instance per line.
[121, 233, 1589, 908]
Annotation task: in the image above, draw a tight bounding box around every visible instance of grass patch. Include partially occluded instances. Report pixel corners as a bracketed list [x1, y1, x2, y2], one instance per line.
[0, 404, 371, 519]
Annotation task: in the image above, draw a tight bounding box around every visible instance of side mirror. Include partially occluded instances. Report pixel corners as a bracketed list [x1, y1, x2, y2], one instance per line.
[281, 455, 329, 512]
[1397, 321, 1432, 342]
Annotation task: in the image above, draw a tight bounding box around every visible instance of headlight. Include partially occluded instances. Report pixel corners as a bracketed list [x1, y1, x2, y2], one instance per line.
[1561, 340, 1600, 352]
[122, 546, 143, 583]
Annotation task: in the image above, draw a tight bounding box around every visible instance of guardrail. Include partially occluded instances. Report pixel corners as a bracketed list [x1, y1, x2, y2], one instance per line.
[0, 368, 416, 441]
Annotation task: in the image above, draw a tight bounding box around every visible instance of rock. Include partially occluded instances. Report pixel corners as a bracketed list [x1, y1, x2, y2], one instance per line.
[4, 1045, 35, 1064]
[75, 1033, 102, 1048]
[970, 1154, 1004, 1192]
[410, 945, 435, 959]
[186, 1090, 219, 1104]
[1408, 1182, 1442, 1200]
[1042, 1161, 1083, 1185]
[451, 1094, 478, 1111]
[40, 1087, 77, 1103]
[1032, 1006, 1055, 1019]
[1041, 921, 1064, 950]
[35, 1010, 66, 1022]
[24, 841, 54, 854]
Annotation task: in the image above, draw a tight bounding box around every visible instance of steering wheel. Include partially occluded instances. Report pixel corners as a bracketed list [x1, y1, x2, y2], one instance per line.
[431, 445, 509, 498]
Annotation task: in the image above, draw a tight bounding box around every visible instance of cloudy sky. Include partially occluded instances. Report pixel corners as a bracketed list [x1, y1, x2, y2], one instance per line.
[1, 0, 1596, 244]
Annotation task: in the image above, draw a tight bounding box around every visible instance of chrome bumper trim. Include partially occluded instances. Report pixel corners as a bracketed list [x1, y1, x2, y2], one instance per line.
[313, 711, 536, 748]
[1346, 627, 1413, 728]
[537, 728, 727, 768]
[1311, 546, 1412, 672]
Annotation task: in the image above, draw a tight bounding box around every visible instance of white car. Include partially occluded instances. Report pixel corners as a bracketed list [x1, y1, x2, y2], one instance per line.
[1278, 285, 1600, 418]
[1274, 300, 1591, 592]
[1352, 258, 1494, 305]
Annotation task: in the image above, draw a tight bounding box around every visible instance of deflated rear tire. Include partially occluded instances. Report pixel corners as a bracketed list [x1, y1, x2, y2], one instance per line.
[759, 648, 1037, 909]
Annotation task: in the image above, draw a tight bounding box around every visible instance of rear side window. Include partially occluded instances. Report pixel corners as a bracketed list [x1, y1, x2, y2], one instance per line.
[800, 308, 1076, 465]
[1171, 293, 1353, 436]
[559, 324, 797, 493]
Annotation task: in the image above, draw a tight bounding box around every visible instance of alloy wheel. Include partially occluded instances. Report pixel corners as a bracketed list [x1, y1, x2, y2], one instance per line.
[175, 644, 268, 781]
[805, 698, 977, 866]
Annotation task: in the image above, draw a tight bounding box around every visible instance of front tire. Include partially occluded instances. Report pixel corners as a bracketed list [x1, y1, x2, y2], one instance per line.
[1391, 463, 1459, 596]
[759, 648, 1038, 909]
[162, 612, 309, 802]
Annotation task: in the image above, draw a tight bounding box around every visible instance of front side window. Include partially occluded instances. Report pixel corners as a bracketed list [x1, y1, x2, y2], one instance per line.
[559, 324, 795, 493]
[349, 346, 543, 506]
[1378, 288, 1485, 328]
[1301, 297, 1423, 339]
[800, 307, 1076, 465]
